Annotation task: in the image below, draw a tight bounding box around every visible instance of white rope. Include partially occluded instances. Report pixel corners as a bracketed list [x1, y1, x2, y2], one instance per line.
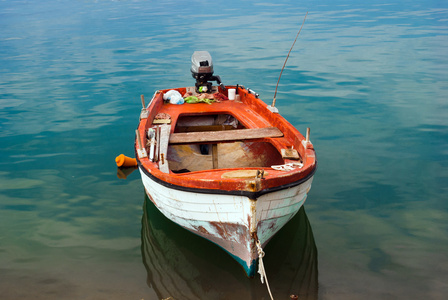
[256, 240, 275, 300]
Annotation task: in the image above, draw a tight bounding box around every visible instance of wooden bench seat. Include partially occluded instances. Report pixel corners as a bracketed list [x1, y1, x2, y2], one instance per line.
[169, 127, 283, 144]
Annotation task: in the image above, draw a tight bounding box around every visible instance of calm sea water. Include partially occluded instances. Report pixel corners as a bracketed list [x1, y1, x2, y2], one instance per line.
[1, 0, 447, 299]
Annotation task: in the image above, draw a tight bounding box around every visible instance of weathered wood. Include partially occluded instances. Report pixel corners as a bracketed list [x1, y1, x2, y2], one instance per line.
[169, 127, 283, 144]
[158, 124, 171, 173]
[212, 144, 218, 169]
[155, 125, 159, 161]
[136, 129, 147, 158]
[222, 170, 270, 179]
[153, 119, 171, 124]
[175, 124, 234, 133]
[136, 129, 143, 150]
[141, 94, 145, 108]
[281, 148, 300, 160]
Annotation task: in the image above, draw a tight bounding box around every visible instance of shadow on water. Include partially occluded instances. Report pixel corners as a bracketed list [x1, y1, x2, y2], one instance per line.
[141, 195, 318, 300]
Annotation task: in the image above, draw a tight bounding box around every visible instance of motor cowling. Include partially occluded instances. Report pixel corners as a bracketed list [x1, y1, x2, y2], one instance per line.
[190, 51, 225, 93]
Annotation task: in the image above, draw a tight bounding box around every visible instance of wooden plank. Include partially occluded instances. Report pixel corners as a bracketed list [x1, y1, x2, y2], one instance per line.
[155, 125, 159, 161]
[212, 144, 218, 169]
[176, 124, 234, 133]
[136, 129, 147, 158]
[169, 127, 283, 144]
[158, 124, 171, 173]
[281, 148, 300, 160]
[153, 119, 171, 124]
[222, 170, 270, 179]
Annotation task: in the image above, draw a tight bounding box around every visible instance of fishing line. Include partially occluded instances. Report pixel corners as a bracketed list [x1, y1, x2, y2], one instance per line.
[272, 12, 308, 107]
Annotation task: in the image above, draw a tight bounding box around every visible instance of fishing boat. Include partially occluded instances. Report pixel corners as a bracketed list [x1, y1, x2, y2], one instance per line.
[135, 51, 317, 277]
[141, 196, 318, 299]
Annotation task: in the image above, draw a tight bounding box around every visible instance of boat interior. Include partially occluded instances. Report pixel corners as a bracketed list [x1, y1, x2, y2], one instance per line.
[168, 113, 285, 173]
[138, 87, 306, 175]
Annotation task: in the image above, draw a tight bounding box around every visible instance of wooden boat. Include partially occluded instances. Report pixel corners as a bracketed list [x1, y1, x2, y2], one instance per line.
[135, 51, 317, 277]
[141, 196, 318, 299]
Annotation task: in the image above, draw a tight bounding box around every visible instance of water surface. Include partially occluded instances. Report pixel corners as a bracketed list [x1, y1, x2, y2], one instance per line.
[1, 0, 447, 299]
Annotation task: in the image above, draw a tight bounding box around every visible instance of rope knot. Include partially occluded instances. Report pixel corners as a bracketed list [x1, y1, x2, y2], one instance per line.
[256, 241, 265, 258]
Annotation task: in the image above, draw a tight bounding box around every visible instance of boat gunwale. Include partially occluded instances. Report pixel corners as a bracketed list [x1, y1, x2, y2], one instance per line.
[136, 157, 317, 199]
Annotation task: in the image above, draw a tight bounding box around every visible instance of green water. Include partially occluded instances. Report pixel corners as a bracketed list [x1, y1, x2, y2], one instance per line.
[1, 0, 447, 299]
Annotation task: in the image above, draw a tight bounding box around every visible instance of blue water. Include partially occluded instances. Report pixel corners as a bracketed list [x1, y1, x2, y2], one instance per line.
[1, 0, 447, 299]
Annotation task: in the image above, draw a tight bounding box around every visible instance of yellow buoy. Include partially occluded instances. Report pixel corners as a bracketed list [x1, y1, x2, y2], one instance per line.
[115, 154, 137, 168]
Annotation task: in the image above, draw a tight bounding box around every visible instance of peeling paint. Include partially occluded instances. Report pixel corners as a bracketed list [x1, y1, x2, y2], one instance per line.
[197, 226, 209, 235]
[249, 199, 257, 235]
[139, 167, 314, 276]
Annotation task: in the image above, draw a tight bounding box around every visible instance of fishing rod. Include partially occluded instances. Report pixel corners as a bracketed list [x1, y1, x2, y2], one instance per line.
[272, 12, 308, 108]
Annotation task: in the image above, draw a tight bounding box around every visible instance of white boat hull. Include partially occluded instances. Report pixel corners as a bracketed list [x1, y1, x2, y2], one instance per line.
[139, 167, 314, 276]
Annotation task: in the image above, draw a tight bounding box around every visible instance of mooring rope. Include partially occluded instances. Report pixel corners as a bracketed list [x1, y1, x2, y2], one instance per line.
[256, 240, 275, 300]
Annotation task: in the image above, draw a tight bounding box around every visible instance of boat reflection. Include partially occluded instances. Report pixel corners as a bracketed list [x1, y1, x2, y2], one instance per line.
[141, 195, 318, 300]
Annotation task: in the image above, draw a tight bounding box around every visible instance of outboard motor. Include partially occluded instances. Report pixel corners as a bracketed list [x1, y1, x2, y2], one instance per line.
[191, 51, 225, 93]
